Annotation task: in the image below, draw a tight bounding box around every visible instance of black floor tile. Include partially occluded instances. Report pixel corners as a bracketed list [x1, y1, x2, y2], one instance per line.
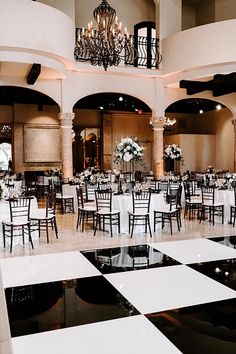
[5, 275, 139, 337]
[146, 298, 236, 354]
[189, 259, 236, 291]
[81, 245, 180, 274]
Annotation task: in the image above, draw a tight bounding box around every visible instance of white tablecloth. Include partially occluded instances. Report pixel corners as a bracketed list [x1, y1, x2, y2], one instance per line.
[62, 184, 78, 209]
[112, 192, 166, 234]
[214, 189, 234, 223]
[0, 198, 39, 248]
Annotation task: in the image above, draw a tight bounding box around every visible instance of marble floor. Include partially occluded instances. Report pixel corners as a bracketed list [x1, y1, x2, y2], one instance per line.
[0, 209, 236, 354]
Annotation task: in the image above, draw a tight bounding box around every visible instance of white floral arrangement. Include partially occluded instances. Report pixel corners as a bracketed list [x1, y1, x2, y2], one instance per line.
[164, 144, 183, 161]
[0, 182, 10, 199]
[79, 166, 101, 184]
[114, 137, 144, 163]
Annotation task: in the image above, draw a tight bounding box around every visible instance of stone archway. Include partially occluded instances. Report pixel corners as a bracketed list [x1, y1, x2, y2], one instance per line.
[165, 97, 234, 173]
[72, 92, 153, 172]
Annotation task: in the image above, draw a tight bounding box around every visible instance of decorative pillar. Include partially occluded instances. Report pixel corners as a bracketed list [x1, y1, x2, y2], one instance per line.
[59, 112, 75, 178]
[232, 117, 236, 172]
[151, 116, 165, 177]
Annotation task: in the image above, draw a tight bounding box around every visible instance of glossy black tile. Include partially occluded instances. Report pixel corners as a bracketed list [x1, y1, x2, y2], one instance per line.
[146, 298, 236, 354]
[5, 276, 139, 338]
[189, 259, 236, 291]
[81, 245, 181, 274]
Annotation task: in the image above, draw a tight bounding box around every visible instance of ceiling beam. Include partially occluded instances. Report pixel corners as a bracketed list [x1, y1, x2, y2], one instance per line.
[27, 64, 41, 85]
[180, 72, 236, 97]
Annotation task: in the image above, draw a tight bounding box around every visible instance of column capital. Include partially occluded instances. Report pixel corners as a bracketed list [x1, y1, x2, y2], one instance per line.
[232, 117, 236, 129]
[150, 116, 165, 130]
[59, 112, 75, 128]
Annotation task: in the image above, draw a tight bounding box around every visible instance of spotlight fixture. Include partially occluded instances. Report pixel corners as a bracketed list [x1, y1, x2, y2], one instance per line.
[74, 0, 137, 71]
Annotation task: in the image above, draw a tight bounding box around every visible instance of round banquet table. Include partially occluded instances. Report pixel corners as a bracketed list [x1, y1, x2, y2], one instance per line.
[214, 189, 234, 223]
[112, 192, 166, 234]
[0, 197, 39, 248]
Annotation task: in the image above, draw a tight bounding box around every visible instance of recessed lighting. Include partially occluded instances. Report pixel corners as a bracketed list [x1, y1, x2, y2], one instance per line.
[119, 96, 123, 101]
[216, 104, 222, 110]
[99, 106, 104, 110]
[199, 109, 203, 114]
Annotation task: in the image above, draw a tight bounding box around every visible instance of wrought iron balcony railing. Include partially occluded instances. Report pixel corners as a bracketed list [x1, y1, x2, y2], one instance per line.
[75, 28, 161, 70]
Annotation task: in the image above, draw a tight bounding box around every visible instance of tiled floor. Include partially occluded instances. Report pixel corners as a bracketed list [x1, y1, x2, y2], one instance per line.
[0, 211, 236, 353]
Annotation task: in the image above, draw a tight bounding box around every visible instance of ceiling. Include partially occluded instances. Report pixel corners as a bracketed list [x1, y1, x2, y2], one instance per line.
[0, 86, 57, 106]
[166, 98, 225, 114]
[74, 93, 152, 113]
[0, 87, 225, 114]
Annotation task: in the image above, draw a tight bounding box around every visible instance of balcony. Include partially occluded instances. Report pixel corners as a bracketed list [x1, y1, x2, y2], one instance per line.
[75, 28, 161, 70]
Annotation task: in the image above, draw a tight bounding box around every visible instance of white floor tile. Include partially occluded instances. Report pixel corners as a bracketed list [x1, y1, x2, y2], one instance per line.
[150, 238, 236, 264]
[0, 252, 101, 288]
[105, 265, 236, 314]
[12, 315, 181, 354]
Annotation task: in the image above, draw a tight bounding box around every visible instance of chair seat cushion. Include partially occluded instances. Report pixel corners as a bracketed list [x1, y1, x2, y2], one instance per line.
[128, 210, 150, 216]
[203, 202, 224, 207]
[30, 211, 55, 220]
[2, 218, 30, 226]
[80, 206, 97, 212]
[154, 205, 178, 213]
[56, 194, 74, 200]
[97, 208, 120, 215]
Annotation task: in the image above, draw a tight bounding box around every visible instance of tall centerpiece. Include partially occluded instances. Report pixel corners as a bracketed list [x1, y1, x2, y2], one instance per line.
[163, 144, 183, 172]
[114, 137, 144, 176]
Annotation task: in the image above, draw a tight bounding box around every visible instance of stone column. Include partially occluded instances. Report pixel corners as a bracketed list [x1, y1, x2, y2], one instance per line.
[151, 116, 165, 177]
[232, 117, 236, 172]
[59, 112, 75, 178]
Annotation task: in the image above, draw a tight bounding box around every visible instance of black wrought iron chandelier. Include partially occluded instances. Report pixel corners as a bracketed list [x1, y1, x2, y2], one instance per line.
[74, 0, 137, 71]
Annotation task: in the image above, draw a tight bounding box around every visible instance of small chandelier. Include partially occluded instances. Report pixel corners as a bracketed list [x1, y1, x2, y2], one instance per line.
[164, 117, 176, 128]
[1, 125, 11, 138]
[74, 0, 137, 71]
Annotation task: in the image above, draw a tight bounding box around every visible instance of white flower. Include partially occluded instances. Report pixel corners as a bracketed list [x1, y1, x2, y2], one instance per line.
[114, 137, 144, 163]
[123, 152, 133, 162]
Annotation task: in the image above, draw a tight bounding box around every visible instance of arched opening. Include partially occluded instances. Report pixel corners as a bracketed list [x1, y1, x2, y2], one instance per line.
[73, 92, 152, 173]
[164, 98, 233, 173]
[134, 21, 159, 68]
[0, 86, 59, 175]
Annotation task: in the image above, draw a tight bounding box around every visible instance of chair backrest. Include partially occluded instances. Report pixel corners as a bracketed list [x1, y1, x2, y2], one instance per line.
[95, 190, 112, 212]
[201, 186, 215, 204]
[9, 197, 31, 222]
[132, 190, 151, 214]
[46, 190, 57, 216]
[85, 182, 97, 202]
[76, 186, 85, 209]
[183, 180, 198, 200]
[157, 182, 169, 201]
[234, 186, 236, 206]
[149, 179, 158, 191]
[168, 186, 182, 211]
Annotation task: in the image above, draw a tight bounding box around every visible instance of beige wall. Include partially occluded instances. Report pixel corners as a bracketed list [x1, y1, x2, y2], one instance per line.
[0, 104, 61, 174]
[75, 0, 155, 34]
[215, 0, 236, 21]
[112, 112, 153, 171]
[182, 0, 236, 29]
[164, 134, 216, 173]
[38, 0, 75, 21]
